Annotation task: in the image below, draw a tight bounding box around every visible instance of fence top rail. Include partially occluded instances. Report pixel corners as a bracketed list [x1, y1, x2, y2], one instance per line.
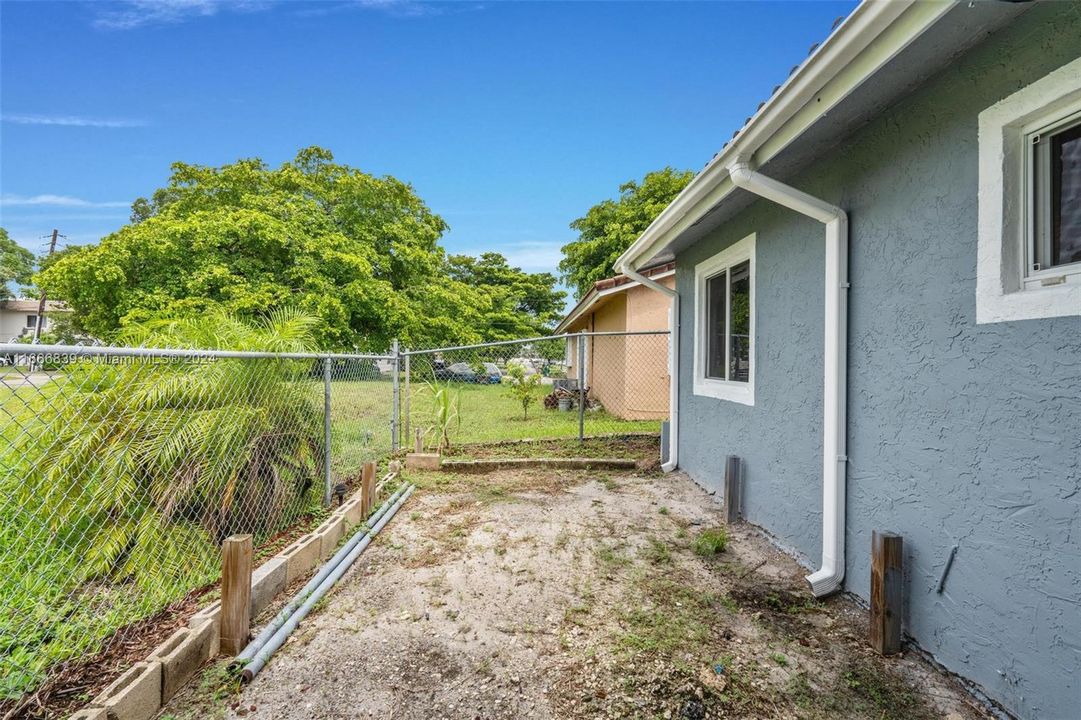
[402, 329, 669, 356]
[0, 343, 394, 362]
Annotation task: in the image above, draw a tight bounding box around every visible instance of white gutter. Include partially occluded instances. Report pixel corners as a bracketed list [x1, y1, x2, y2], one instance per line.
[727, 161, 848, 597]
[617, 264, 679, 473]
[615, 0, 950, 273]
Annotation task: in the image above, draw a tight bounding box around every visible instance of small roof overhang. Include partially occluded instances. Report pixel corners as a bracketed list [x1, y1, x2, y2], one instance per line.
[555, 262, 675, 333]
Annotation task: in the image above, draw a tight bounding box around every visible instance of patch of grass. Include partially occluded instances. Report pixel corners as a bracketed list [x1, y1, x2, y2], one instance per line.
[834, 661, 935, 720]
[784, 671, 816, 709]
[692, 527, 728, 556]
[770, 652, 788, 666]
[616, 575, 719, 658]
[474, 484, 509, 504]
[595, 544, 631, 571]
[657, 506, 669, 515]
[643, 537, 672, 565]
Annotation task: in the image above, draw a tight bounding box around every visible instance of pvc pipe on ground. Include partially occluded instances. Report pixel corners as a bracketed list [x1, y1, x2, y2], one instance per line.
[233, 482, 409, 668]
[240, 484, 416, 682]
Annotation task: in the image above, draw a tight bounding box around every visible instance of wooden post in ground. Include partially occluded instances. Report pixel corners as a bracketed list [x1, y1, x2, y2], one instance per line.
[723, 455, 742, 523]
[220, 534, 253, 656]
[414, 427, 423, 454]
[870, 531, 903, 655]
[361, 461, 377, 517]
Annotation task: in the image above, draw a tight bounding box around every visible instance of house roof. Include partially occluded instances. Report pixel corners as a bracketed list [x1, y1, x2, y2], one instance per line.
[555, 262, 675, 334]
[617, 0, 1033, 271]
[0, 299, 70, 312]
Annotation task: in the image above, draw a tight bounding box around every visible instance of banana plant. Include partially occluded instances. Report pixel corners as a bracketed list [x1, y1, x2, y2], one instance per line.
[423, 379, 461, 452]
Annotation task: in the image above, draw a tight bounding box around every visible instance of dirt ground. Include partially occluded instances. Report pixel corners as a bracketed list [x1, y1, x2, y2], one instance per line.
[163, 461, 992, 720]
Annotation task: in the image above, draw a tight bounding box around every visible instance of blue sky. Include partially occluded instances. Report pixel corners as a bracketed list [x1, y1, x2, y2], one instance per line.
[1, 0, 854, 287]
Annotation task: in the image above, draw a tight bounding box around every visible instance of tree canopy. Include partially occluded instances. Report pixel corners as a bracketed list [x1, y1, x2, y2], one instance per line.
[558, 167, 693, 298]
[0, 228, 35, 300]
[36, 147, 565, 350]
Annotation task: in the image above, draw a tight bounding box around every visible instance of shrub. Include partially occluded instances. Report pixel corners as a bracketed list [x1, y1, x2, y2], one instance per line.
[503, 364, 543, 420]
[692, 527, 728, 556]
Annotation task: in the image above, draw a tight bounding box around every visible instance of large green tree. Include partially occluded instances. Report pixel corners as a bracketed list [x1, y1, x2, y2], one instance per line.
[0, 228, 35, 300]
[36, 148, 564, 349]
[559, 167, 693, 298]
[446, 252, 564, 340]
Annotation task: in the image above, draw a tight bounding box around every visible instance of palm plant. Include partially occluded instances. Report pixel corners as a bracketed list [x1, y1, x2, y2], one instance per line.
[1, 309, 324, 694]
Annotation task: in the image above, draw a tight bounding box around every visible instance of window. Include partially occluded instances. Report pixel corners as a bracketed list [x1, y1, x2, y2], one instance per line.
[26, 315, 37, 328]
[1027, 111, 1081, 281]
[694, 233, 754, 404]
[977, 56, 1081, 323]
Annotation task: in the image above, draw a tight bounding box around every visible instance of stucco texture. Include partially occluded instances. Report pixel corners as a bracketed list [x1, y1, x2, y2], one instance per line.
[674, 5, 1081, 719]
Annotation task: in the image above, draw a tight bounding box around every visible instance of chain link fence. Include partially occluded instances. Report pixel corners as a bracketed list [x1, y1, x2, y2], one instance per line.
[402, 331, 669, 450]
[0, 330, 668, 708]
[0, 344, 395, 709]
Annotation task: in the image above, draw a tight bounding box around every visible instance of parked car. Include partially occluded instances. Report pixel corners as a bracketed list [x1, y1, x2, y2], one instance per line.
[506, 358, 538, 376]
[434, 361, 478, 383]
[481, 362, 502, 384]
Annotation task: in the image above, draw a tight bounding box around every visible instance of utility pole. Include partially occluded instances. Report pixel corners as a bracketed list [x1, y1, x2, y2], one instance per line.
[32, 229, 58, 344]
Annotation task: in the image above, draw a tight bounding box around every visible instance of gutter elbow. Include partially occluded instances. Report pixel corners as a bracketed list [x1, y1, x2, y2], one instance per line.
[727, 161, 754, 186]
[807, 562, 844, 597]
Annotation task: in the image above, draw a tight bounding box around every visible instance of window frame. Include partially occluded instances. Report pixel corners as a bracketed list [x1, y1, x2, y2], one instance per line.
[693, 233, 755, 405]
[1023, 107, 1081, 289]
[977, 56, 1081, 324]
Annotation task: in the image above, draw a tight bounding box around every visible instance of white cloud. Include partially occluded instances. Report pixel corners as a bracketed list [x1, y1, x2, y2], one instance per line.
[0, 194, 130, 209]
[2, 114, 147, 128]
[489, 241, 565, 274]
[92, 0, 271, 30]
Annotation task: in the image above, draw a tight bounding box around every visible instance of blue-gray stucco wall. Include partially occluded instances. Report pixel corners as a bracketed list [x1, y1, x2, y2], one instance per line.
[674, 5, 1081, 718]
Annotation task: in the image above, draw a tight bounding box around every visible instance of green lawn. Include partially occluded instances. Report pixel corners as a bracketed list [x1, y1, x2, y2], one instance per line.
[401, 379, 662, 447]
[325, 378, 663, 474]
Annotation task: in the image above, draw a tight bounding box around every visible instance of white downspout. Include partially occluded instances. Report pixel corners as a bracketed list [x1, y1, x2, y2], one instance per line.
[618, 264, 679, 473]
[727, 161, 849, 597]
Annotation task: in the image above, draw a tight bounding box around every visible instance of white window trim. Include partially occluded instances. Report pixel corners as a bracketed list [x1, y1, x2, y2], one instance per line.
[977, 56, 1081, 324]
[693, 233, 755, 405]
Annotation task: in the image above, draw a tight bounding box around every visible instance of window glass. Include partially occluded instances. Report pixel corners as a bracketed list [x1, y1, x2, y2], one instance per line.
[26, 315, 37, 328]
[1052, 123, 1081, 266]
[729, 261, 751, 383]
[706, 271, 726, 380]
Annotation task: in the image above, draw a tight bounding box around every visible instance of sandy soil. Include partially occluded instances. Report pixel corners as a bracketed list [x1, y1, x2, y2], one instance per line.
[166, 464, 992, 720]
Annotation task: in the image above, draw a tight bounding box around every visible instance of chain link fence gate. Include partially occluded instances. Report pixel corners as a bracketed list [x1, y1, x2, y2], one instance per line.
[401, 331, 670, 450]
[0, 343, 395, 709]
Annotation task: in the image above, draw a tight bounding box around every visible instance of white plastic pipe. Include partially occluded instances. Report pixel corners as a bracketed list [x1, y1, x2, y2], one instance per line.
[241, 484, 416, 681]
[616, 264, 679, 473]
[727, 161, 849, 597]
[233, 482, 411, 669]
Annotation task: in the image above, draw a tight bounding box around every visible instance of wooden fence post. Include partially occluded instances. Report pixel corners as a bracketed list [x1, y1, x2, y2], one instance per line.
[414, 427, 423, 454]
[220, 534, 253, 656]
[870, 531, 903, 655]
[361, 461, 377, 517]
[724, 455, 742, 523]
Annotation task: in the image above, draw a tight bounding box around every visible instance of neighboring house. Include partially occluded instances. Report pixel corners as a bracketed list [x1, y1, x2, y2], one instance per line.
[0, 299, 69, 342]
[557, 262, 673, 420]
[615, 3, 1079, 719]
